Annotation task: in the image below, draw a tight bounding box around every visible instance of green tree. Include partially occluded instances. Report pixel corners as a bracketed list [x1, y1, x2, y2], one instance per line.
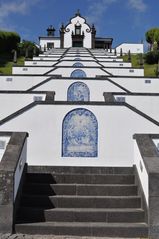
[18, 40, 39, 58]
[145, 28, 159, 51]
[0, 30, 20, 53]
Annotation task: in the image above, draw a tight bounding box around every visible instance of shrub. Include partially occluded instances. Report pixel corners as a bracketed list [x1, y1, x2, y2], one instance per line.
[144, 51, 159, 64]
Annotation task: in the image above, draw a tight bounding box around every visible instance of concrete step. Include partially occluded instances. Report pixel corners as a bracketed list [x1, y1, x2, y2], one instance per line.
[23, 183, 138, 196]
[26, 173, 135, 185]
[20, 195, 141, 209]
[17, 207, 145, 223]
[27, 166, 134, 175]
[15, 222, 148, 237]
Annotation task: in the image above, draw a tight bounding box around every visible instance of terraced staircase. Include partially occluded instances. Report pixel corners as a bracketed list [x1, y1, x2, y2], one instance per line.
[15, 166, 148, 237]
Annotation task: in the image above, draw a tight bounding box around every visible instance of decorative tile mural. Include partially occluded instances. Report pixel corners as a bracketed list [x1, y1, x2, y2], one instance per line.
[62, 108, 98, 157]
[73, 62, 83, 67]
[67, 82, 90, 101]
[70, 69, 87, 78]
[74, 58, 81, 61]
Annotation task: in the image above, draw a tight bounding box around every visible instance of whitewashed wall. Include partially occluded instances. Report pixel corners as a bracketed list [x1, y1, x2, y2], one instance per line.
[119, 95, 159, 121]
[33, 57, 59, 61]
[65, 53, 91, 57]
[0, 76, 47, 90]
[106, 68, 144, 77]
[101, 62, 132, 67]
[64, 16, 92, 48]
[0, 93, 45, 120]
[12, 66, 110, 76]
[12, 66, 54, 75]
[55, 61, 100, 67]
[63, 57, 94, 61]
[110, 77, 159, 93]
[1, 75, 159, 93]
[97, 58, 123, 62]
[50, 67, 109, 77]
[0, 105, 159, 167]
[116, 43, 144, 54]
[34, 79, 124, 100]
[40, 38, 60, 50]
[0, 76, 124, 97]
[25, 61, 57, 66]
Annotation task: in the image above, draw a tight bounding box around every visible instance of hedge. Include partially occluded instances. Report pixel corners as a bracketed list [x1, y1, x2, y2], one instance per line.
[0, 31, 20, 53]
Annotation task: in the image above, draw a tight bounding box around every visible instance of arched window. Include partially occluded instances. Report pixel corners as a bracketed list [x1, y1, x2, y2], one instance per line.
[67, 82, 90, 101]
[70, 69, 86, 78]
[62, 108, 98, 157]
[73, 62, 83, 67]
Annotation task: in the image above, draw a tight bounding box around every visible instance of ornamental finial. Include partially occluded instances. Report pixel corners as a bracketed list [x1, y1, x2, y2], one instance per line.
[75, 9, 81, 16]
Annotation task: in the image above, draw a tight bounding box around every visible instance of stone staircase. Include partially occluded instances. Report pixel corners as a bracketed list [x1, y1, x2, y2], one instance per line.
[15, 166, 148, 237]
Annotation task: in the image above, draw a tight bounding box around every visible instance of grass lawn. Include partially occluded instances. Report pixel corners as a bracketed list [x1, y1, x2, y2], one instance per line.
[144, 63, 157, 77]
[0, 52, 24, 75]
[123, 53, 157, 77]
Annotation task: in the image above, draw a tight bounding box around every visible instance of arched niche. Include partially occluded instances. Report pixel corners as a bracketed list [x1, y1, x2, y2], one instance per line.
[67, 82, 90, 101]
[70, 69, 86, 78]
[62, 108, 98, 157]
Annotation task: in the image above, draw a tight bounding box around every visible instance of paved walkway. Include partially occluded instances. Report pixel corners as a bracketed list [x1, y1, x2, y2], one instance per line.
[0, 234, 144, 239]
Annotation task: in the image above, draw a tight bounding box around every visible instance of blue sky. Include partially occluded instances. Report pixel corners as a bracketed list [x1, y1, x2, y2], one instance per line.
[0, 0, 158, 49]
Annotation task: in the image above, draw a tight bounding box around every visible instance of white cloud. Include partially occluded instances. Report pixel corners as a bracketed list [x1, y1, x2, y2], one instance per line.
[0, 2, 26, 19]
[128, 0, 147, 12]
[0, 0, 41, 29]
[86, 0, 117, 25]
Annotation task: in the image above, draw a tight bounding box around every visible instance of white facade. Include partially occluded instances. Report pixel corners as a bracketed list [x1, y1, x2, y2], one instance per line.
[64, 15, 92, 48]
[116, 43, 144, 54]
[40, 37, 60, 51]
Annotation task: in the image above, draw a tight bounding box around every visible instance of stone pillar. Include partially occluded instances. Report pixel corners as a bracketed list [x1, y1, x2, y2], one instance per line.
[33, 47, 36, 57]
[13, 50, 17, 63]
[91, 24, 96, 49]
[25, 48, 29, 59]
[110, 44, 112, 53]
[60, 23, 65, 49]
[44, 44, 46, 52]
[45, 91, 56, 102]
[103, 92, 115, 103]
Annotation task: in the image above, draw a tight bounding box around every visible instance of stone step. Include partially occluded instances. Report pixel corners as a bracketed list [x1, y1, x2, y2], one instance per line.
[26, 173, 135, 185]
[17, 207, 145, 223]
[20, 195, 141, 209]
[15, 222, 148, 237]
[28, 166, 134, 175]
[23, 183, 138, 196]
